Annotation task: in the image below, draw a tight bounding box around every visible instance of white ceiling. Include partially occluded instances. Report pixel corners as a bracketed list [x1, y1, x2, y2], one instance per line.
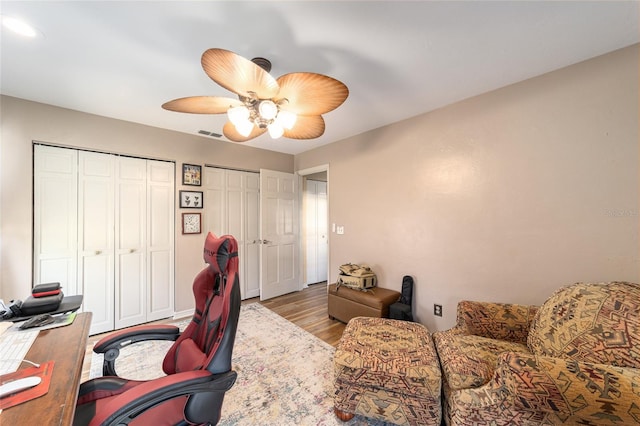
[1, 1, 638, 155]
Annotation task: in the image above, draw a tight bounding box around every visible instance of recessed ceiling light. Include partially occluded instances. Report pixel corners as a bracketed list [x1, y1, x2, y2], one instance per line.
[1, 15, 39, 38]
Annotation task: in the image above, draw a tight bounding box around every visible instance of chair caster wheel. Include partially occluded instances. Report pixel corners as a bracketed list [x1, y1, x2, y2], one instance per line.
[334, 407, 355, 421]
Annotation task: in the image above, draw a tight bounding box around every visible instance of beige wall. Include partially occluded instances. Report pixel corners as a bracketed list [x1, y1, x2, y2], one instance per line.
[296, 44, 639, 331]
[2, 44, 638, 331]
[0, 96, 293, 311]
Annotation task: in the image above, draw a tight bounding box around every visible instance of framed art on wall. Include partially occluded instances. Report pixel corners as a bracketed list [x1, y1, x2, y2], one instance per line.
[182, 163, 202, 186]
[182, 213, 201, 234]
[179, 190, 203, 208]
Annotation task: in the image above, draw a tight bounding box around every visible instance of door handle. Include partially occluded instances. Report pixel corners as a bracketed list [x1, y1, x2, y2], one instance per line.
[129, 249, 135, 253]
[95, 250, 102, 255]
[261, 239, 272, 244]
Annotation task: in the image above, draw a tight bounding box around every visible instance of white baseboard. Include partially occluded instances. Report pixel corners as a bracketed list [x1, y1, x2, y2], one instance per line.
[173, 309, 193, 320]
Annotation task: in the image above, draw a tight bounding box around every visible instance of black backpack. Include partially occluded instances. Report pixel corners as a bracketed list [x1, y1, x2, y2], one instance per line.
[389, 275, 414, 321]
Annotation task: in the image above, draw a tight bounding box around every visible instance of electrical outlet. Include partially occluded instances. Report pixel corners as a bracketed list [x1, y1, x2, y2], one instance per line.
[434, 304, 443, 317]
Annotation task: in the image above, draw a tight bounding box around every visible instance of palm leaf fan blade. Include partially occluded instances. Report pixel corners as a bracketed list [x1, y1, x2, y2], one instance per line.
[284, 115, 325, 140]
[201, 48, 280, 99]
[275, 72, 349, 116]
[223, 121, 267, 142]
[161, 96, 243, 114]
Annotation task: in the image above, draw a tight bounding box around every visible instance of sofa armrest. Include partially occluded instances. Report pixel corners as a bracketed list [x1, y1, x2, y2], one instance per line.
[499, 351, 640, 422]
[455, 301, 538, 345]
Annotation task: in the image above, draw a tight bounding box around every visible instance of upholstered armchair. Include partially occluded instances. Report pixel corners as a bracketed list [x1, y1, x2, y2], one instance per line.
[433, 281, 640, 425]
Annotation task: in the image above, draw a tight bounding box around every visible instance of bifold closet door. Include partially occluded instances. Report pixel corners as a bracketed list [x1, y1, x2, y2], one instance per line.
[146, 160, 175, 321]
[114, 157, 147, 330]
[34, 145, 175, 336]
[33, 146, 79, 295]
[226, 170, 260, 300]
[78, 151, 116, 335]
[203, 167, 260, 300]
[244, 174, 260, 299]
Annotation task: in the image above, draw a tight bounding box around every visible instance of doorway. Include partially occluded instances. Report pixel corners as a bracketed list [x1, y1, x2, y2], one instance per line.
[298, 165, 329, 287]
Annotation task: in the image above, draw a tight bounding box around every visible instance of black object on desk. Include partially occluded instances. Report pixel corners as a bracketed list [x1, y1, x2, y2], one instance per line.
[5, 295, 83, 322]
[19, 314, 55, 329]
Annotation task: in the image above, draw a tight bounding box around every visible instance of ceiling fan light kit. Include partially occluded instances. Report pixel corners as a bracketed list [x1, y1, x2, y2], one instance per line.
[162, 48, 348, 143]
[227, 96, 297, 138]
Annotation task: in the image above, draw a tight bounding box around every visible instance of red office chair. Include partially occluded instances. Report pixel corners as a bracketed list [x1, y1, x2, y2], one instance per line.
[74, 233, 241, 426]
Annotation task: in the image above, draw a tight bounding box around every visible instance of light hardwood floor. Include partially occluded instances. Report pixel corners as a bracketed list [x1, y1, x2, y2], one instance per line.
[81, 282, 345, 381]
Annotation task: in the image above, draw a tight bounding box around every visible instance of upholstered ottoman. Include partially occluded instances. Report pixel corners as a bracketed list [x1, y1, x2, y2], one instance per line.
[328, 284, 400, 324]
[334, 317, 442, 426]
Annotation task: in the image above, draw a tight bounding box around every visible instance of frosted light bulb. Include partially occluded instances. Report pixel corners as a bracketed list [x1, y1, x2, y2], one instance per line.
[277, 110, 297, 130]
[236, 121, 253, 137]
[258, 100, 278, 120]
[267, 122, 284, 139]
[227, 106, 250, 126]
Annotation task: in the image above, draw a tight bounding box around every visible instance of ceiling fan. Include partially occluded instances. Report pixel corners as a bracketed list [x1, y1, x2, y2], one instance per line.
[162, 48, 349, 142]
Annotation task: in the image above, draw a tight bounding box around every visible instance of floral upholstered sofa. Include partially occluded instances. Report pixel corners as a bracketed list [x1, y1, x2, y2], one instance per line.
[433, 281, 640, 425]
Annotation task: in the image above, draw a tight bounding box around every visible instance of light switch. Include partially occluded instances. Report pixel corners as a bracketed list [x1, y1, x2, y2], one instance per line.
[337, 225, 345, 235]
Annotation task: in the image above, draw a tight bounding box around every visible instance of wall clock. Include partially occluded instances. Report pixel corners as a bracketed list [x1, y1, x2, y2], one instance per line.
[182, 212, 201, 234]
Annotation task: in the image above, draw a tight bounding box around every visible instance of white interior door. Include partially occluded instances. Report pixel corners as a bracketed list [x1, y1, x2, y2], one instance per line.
[316, 181, 328, 282]
[146, 160, 175, 321]
[78, 151, 115, 335]
[114, 157, 147, 329]
[304, 180, 319, 284]
[244, 173, 260, 299]
[203, 167, 226, 236]
[260, 169, 300, 300]
[203, 167, 260, 300]
[34, 147, 174, 335]
[33, 145, 79, 294]
[226, 170, 245, 298]
[304, 179, 328, 285]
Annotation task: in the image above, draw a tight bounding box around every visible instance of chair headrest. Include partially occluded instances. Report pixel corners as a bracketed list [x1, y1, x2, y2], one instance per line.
[203, 232, 232, 274]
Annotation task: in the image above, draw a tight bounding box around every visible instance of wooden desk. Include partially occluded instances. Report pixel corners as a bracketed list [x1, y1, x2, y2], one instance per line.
[2, 312, 92, 425]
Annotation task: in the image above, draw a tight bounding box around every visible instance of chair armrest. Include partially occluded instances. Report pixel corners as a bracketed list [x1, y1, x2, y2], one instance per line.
[94, 324, 181, 352]
[89, 370, 237, 426]
[499, 351, 640, 422]
[455, 301, 538, 344]
[93, 324, 180, 377]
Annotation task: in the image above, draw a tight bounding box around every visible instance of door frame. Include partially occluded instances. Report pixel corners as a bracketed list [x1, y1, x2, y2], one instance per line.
[297, 164, 330, 288]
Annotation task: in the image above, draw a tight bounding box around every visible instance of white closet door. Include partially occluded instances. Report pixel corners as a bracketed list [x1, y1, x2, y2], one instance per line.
[147, 160, 175, 321]
[203, 167, 260, 300]
[114, 157, 147, 329]
[78, 151, 115, 335]
[35, 148, 175, 335]
[226, 170, 246, 298]
[33, 145, 79, 294]
[244, 173, 260, 299]
[203, 167, 226, 236]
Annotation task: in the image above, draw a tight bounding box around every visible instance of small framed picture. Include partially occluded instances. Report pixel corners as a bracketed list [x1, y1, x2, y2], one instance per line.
[182, 163, 202, 186]
[182, 213, 201, 235]
[179, 190, 203, 208]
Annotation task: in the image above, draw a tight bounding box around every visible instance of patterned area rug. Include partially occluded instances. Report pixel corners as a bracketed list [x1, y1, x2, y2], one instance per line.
[91, 303, 389, 425]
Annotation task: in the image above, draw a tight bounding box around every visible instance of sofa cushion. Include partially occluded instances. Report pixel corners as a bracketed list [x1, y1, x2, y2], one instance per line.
[455, 301, 538, 345]
[433, 331, 530, 391]
[528, 282, 640, 369]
